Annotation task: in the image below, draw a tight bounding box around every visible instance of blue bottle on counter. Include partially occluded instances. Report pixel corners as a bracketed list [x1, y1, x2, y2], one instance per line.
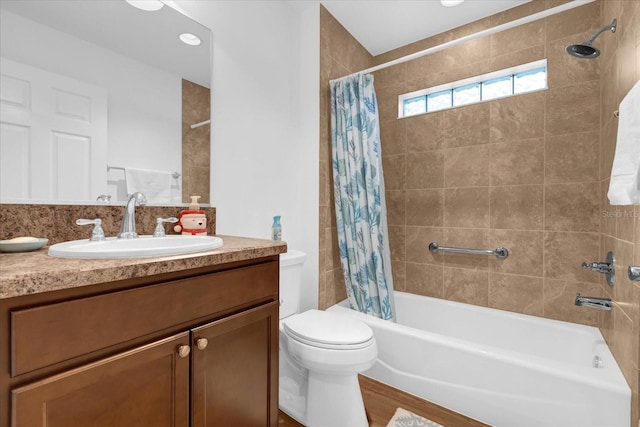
[272, 215, 282, 241]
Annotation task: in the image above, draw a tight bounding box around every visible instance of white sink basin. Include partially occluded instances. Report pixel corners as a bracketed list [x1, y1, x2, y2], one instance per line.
[48, 235, 223, 259]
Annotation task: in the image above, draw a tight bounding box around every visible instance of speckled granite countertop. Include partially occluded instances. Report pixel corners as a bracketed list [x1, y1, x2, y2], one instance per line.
[0, 235, 287, 299]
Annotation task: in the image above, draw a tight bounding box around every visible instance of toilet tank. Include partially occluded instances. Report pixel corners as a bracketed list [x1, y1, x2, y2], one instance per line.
[279, 250, 307, 319]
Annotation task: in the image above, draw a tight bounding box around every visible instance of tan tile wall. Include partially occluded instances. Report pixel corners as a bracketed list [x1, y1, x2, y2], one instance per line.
[320, 0, 605, 316]
[374, 0, 604, 324]
[599, 1, 640, 424]
[321, 0, 638, 423]
[182, 79, 211, 204]
[319, 5, 373, 309]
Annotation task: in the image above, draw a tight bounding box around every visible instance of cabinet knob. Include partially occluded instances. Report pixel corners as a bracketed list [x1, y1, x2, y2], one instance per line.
[177, 345, 191, 358]
[196, 338, 208, 350]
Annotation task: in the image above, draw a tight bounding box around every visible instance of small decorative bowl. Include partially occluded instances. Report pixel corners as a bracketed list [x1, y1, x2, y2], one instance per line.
[0, 238, 49, 253]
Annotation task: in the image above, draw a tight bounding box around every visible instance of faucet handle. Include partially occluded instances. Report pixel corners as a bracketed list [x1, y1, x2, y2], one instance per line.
[76, 218, 106, 241]
[153, 217, 178, 237]
[581, 251, 615, 286]
[582, 261, 611, 273]
[95, 194, 111, 204]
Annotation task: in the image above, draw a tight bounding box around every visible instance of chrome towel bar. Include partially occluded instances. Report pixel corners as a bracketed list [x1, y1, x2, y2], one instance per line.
[428, 242, 509, 259]
[107, 165, 181, 180]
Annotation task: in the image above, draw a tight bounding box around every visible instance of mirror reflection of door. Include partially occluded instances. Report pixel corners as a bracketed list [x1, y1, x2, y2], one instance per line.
[0, 59, 107, 201]
[0, 1, 211, 204]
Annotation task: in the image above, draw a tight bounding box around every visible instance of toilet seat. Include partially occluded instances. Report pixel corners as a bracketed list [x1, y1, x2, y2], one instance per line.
[283, 309, 374, 350]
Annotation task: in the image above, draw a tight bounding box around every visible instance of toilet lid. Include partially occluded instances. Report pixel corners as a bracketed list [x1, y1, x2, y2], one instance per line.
[283, 310, 374, 350]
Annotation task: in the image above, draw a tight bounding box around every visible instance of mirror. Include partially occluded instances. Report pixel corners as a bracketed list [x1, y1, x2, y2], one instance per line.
[0, 0, 211, 205]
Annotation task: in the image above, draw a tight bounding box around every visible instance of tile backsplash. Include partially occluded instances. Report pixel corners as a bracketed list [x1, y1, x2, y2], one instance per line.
[0, 204, 216, 245]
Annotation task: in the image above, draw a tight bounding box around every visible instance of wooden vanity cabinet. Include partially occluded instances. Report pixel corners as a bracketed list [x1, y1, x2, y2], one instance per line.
[12, 332, 191, 427]
[192, 301, 278, 426]
[0, 257, 280, 427]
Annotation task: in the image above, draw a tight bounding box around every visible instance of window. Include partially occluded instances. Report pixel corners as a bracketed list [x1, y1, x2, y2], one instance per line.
[453, 83, 480, 107]
[403, 95, 426, 116]
[398, 59, 547, 118]
[427, 90, 452, 112]
[482, 75, 512, 100]
[514, 67, 547, 94]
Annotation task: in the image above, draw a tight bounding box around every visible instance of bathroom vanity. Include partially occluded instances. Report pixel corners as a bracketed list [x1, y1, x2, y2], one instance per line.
[0, 236, 286, 427]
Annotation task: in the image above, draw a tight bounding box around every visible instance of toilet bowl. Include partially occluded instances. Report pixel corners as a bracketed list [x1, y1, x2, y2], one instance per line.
[278, 250, 377, 427]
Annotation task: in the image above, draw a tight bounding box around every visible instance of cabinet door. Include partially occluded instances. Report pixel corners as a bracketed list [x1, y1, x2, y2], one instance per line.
[191, 301, 279, 427]
[11, 333, 190, 427]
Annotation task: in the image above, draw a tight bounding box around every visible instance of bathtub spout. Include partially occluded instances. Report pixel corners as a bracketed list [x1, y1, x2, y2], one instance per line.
[574, 293, 612, 311]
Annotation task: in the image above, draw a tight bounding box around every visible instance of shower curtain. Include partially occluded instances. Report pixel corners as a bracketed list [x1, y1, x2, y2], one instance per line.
[330, 73, 395, 321]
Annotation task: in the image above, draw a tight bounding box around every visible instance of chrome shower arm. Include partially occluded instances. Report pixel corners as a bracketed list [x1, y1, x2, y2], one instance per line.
[585, 18, 617, 44]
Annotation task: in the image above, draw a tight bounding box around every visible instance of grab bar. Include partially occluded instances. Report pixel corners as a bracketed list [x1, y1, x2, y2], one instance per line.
[428, 242, 509, 259]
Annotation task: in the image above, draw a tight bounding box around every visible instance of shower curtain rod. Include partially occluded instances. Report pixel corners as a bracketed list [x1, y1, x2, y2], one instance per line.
[334, 0, 595, 81]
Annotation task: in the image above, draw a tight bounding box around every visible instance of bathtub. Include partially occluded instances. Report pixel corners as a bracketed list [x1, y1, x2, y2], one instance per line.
[327, 291, 630, 427]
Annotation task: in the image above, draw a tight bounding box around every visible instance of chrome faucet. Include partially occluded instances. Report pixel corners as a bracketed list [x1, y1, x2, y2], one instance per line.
[581, 251, 615, 286]
[118, 192, 147, 239]
[574, 293, 612, 311]
[582, 261, 613, 274]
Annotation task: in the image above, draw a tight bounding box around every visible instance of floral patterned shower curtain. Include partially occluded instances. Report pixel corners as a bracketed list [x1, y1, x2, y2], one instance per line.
[330, 73, 395, 321]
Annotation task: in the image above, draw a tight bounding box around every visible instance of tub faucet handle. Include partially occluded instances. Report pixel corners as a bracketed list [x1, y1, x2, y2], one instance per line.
[76, 218, 106, 242]
[581, 252, 615, 286]
[581, 261, 613, 274]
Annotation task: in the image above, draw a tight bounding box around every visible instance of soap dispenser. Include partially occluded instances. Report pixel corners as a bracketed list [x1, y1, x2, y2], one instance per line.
[174, 196, 207, 235]
[272, 215, 282, 241]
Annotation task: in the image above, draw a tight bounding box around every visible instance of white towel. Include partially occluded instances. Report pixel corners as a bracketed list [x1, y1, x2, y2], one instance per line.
[608, 80, 640, 205]
[124, 167, 172, 204]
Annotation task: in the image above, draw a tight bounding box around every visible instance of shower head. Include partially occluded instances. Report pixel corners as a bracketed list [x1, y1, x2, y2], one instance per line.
[566, 18, 617, 59]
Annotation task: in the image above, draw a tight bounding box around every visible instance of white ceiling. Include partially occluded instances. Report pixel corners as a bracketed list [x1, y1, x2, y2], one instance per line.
[2, 0, 531, 82]
[319, 0, 531, 55]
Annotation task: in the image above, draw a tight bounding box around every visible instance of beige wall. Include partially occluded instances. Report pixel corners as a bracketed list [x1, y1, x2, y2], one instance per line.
[320, 0, 639, 424]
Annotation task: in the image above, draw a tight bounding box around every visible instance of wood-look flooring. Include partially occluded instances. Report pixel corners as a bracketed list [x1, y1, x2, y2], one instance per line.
[277, 374, 488, 427]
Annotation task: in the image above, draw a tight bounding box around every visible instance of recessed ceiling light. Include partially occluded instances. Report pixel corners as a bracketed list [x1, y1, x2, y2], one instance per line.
[126, 0, 164, 12]
[179, 33, 201, 46]
[441, 0, 465, 6]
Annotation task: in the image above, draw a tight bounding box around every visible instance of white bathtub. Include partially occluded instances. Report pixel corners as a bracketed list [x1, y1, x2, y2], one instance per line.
[327, 291, 630, 427]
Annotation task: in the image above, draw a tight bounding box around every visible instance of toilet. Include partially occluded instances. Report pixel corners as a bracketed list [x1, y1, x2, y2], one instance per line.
[279, 250, 377, 427]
